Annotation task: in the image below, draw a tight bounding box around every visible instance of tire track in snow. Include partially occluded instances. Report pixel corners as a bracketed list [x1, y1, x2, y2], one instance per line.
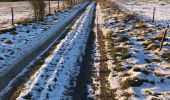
[16, 2, 96, 100]
[0, 2, 90, 100]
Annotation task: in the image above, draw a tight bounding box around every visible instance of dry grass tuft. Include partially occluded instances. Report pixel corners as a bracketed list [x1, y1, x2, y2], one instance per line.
[120, 77, 145, 89]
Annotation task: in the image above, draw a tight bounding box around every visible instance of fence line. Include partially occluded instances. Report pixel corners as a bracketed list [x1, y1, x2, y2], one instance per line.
[0, 0, 83, 30]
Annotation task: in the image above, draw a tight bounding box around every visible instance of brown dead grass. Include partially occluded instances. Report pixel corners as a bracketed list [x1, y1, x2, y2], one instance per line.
[96, 27, 117, 99]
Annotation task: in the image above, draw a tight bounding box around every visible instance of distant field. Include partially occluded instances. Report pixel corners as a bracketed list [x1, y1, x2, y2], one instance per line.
[0, 2, 33, 24]
[112, 0, 170, 24]
[0, 1, 67, 29]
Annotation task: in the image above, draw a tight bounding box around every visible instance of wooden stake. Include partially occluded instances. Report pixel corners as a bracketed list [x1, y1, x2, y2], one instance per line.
[152, 7, 156, 22]
[49, 0, 51, 14]
[159, 29, 168, 51]
[34, 2, 37, 20]
[58, 0, 60, 11]
[11, 7, 14, 26]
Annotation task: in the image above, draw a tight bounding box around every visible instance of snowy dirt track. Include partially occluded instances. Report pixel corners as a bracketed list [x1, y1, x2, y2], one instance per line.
[1, 0, 170, 100]
[15, 2, 96, 100]
[0, 2, 90, 99]
[0, 2, 88, 78]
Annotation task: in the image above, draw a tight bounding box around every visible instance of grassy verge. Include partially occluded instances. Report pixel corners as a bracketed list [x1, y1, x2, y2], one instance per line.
[96, 28, 117, 99]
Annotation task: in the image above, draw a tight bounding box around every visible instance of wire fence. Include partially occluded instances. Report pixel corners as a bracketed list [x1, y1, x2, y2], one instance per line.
[0, 0, 80, 30]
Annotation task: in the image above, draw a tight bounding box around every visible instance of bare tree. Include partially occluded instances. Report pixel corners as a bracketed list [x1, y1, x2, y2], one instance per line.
[30, 0, 45, 21]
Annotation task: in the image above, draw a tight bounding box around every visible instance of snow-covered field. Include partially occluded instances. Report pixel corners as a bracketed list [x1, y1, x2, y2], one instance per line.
[0, 2, 88, 77]
[0, 2, 32, 25]
[0, 1, 68, 29]
[97, 1, 170, 99]
[113, 0, 170, 26]
[17, 3, 95, 99]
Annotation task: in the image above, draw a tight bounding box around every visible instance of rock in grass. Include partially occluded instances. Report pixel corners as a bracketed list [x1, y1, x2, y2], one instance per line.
[4, 39, 12, 44]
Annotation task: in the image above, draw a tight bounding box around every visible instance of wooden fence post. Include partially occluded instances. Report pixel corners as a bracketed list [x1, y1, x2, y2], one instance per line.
[33, 2, 37, 20]
[58, 0, 60, 11]
[159, 29, 168, 51]
[11, 7, 14, 26]
[49, 0, 51, 14]
[152, 7, 156, 22]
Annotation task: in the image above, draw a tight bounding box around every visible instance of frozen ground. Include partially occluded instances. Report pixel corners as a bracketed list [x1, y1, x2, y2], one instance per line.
[112, 0, 170, 26]
[0, 1, 68, 30]
[0, 2, 87, 77]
